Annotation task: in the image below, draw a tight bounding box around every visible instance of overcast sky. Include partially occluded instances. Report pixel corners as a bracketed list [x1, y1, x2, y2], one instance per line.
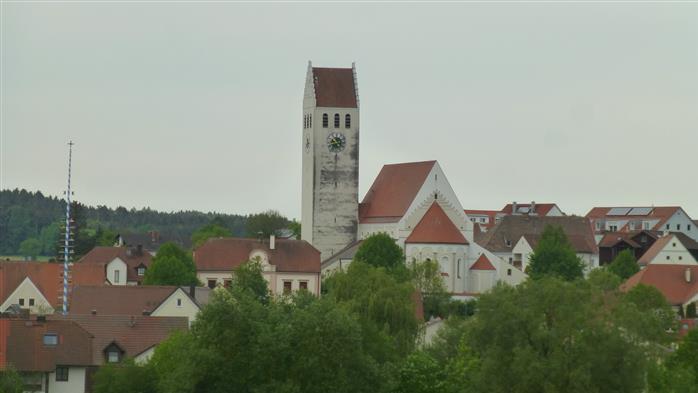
[2, 2, 697, 220]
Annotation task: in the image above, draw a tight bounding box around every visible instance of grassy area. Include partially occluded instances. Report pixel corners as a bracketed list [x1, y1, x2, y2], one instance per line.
[0, 255, 52, 262]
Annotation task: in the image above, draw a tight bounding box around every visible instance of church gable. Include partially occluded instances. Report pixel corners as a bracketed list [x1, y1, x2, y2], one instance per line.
[406, 202, 469, 245]
[470, 254, 496, 271]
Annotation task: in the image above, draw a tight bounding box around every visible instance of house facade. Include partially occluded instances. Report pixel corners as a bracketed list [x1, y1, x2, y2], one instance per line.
[586, 206, 697, 242]
[194, 236, 322, 296]
[637, 233, 698, 267]
[597, 230, 659, 265]
[78, 246, 152, 285]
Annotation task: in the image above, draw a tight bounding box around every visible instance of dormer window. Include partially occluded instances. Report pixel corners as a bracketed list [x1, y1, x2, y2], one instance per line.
[137, 267, 145, 276]
[322, 113, 328, 128]
[104, 343, 123, 363]
[108, 350, 120, 363]
[345, 114, 351, 128]
[334, 113, 340, 128]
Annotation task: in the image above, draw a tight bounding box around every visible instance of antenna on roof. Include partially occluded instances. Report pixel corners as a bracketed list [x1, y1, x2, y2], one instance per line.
[62, 140, 75, 315]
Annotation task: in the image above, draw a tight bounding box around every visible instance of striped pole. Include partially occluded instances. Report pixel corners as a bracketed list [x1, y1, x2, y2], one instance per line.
[63, 141, 74, 315]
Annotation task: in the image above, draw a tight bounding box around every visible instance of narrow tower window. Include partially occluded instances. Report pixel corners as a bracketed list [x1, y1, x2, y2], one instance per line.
[334, 113, 340, 128]
[308, 114, 312, 127]
[322, 113, 328, 128]
[345, 114, 351, 128]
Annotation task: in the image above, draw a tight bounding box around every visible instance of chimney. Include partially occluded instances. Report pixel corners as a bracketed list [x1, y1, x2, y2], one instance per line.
[189, 285, 196, 298]
[531, 201, 536, 215]
[37, 315, 46, 323]
[91, 309, 97, 315]
[512, 201, 518, 215]
[270, 235, 276, 250]
[686, 268, 692, 283]
[136, 244, 143, 256]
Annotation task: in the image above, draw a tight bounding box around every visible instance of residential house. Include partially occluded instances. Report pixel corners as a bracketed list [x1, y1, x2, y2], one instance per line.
[116, 231, 191, 254]
[622, 264, 698, 314]
[597, 230, 659, 265]
[463, 209, 499, 232]
[463, 202, 563, 233]
[0, 262, 105, 315]
[586, 206, 697, 242]
[637, 233, 698, 267]
[1, 317, 93, 393]
[78, 246, 153, 285]
[194, 236, 322, 296]
[69, 285, 210, 325]
[476, 215, 599, 273]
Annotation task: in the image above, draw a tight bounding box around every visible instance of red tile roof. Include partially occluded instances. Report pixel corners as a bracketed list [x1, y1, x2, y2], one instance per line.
[501, 203, 558, 216]
[622, 264, 698, 305]
[470, 255, 496, 271]
[0, 262, 105, 309]
[359, 161, 436, 223]
[78, 246, 152, 284]
[598, 232, 643, 248]
[312, 67, 357, 108]
[69, 285, 185, 316]
[194, 238, 320, 273]
[585, 206, 682, 232]
[464, 209, 499, 230]
[50, 314, 187, 364]
[4, 318, 93, 371]
[406, 202, 468, 245]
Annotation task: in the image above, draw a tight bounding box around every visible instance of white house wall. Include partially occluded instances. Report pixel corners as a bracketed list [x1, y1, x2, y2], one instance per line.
[151, 288, 201, 325]
[405, 243, 469, 293]
[662, 210, 698, 241]
[197, 270, 320, 296]
[0, 277, 54, 314]
[47, 366, 87, 393]
[106, 258, 128, 286]
[649, 236, 698, 265]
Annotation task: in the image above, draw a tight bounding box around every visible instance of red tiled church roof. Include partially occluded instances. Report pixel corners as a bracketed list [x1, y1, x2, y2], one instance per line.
[406, 202, 468, 245]
[359, 161, 436, 223]
[470, 255, 496, 271]
[312, 67, 357, 108]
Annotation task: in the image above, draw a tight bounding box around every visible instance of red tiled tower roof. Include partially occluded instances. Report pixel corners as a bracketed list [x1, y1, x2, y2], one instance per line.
[405, 202, 468, 245]
[312, 68, 357, 108]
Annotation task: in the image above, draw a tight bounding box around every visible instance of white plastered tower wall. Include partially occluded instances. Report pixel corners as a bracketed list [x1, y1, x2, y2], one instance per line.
[301, 62, 360, 260]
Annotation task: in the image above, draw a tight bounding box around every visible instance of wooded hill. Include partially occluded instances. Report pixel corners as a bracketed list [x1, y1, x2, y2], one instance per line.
[0, 188, 247, 256]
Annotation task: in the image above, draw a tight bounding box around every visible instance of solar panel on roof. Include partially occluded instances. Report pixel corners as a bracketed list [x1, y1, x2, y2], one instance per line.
[607, 207, 631, 216]
[628, 207, 652, 216]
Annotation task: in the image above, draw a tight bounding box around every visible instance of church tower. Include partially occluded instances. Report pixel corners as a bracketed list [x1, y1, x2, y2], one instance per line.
[301, 62, 359, 260]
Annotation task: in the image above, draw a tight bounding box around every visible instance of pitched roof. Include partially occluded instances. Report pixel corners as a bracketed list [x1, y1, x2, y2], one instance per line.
[501, 203, 559, 216]
[470, 255, 496, 271]
[406, 202, 468, 245]
[359, 161, 436, 223]
[69, 285, 188, 316]
[477, 215, 597, 254]
[637, 233, 698, 266]
[0, 262, 105, 308]
[78, 246, 152, 283]
[622, 264, 698, 305]
[312, 67, 357, 108]
[4, 318, 93, 371]
[321, 240, 363, 267]
[585, 206, 682, 231]
[194, 238, 320, 273]
[50, 314, 187, 364]
[598, 233, 641, 249]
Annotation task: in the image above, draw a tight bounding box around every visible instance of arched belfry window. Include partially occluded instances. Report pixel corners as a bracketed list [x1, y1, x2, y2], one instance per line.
[345, 114, 351, 128]
[303, 115, 307, 129]
[322, 113, 328, 128]
[334, 113, 340, 128]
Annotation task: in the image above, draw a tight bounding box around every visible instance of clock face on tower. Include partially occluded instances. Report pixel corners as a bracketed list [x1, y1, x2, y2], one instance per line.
[327, 132, 346, 153]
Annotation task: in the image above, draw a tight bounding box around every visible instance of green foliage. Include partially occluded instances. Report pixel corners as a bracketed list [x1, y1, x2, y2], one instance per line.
[607, 250, 640, 280]
[686, 302, 697, 318]
[649, 328, 698, 392]
[232, 259, 269, 303]
[325, 261, 420, 360]
[245, 210, 289, 238]
[0, 188, 246, 256]
[411, 259, 449, 319]
[93, 359, 156, 393]
[617, 284, 677, 346]
[670, 328, 698, 380]
[354, 233, 405, 271]
[288, 219, 301, 239]
[0, 367, 24, 393]
[394, 351, 446, 393]
[150, 290, 382, 393]
[18, 237, 42, 259]
[143, 243, 198, 286]
[528, 225, 585, 281]
[587, 268, 622, 291]
[191, 223, 231, 249]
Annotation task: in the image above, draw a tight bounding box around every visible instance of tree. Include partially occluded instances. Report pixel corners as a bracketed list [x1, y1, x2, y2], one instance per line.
[93, 360, 156, 393]
[686, 302, 697, 318]
[411, 259, 449, 319]
[0, 367, 24, 393]
[354, 233, 405, 271]
[394, 351, 446, 393]
[18, 238, 42, 259]
[191, 224, 231, 249]
[143, 243, 198, 286]
[528, 225, 585, 281]
[325, 261, 420, 360]
[245, 210, 289, 238]
[607, 250, 640, 280]
[288, 219, 301, 239]
[431, 278, 676, 393]
[587, 268, 621, 292]
[617, 284, 676, 346]
[232, 259, 269, 303]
